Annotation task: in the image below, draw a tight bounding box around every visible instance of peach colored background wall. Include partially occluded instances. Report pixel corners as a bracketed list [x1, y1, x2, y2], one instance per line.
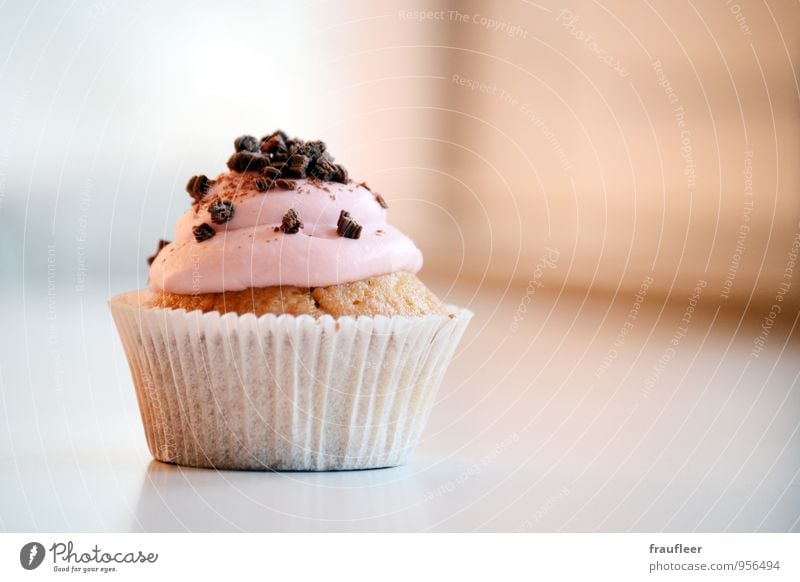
[335, 0, 799, 308]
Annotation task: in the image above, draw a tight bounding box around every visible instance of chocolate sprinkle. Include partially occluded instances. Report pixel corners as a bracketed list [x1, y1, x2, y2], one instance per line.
[209, 199, 234, 224]
[223, 130, 350, 184]
[283, 155, 309, 179]
[298, 140, 327, 160]
[279, 208, 303, 234]
[261, 129, 289, 147]
[355, 181, 387, 208]
[374, 193, 389, 209]
[275, 179, 295, 190]
[186, 174, 212, 202]
[146, 238, 170, 266]
[254, 178, 269, 192]
[309, 155, 336, 181]
[331, 164, 348, 183]
[227, 150, 268, 172]
[262, 166, 281, 179]
[337, 209, 362, 239]
[261, 133, 289, 159]
[234, 135, 259, 153]
[193, 223, 215, 242]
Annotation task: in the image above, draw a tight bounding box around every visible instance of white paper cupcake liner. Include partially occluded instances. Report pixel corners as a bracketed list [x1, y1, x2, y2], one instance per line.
[109, 290, 472, 471]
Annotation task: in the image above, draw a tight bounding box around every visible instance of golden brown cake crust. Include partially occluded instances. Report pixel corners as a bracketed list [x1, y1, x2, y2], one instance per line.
[148, 272, 442, 318]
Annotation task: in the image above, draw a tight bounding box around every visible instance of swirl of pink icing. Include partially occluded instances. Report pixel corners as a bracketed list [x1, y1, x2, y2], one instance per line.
[149, 175, 423, 293]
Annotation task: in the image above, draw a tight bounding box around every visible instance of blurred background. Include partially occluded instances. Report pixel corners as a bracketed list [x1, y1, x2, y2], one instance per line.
[1, 1, 799, 532]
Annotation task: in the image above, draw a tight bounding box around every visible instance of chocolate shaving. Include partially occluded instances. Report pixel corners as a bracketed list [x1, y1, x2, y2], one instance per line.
[234, 135, 259, 153]
[193, 223, 215, 242]
[279, 208, 303, 234]
[228, 131, 351, 183]
[186, 174, 213, 202]
[337, 210, 362, 239]
[270, 151, 290, 165]
[197, 132, 354, 210]
[262, 166, 281, 179]
[331, 164, 348, 183]
[260, 133, 289, 159]
[282, 154, 309, 179]
[147, 239, 171, 266]
[261, 129, 289, 146]
[297, 140, 327, 160]
[209, 199, 234, 224]
[355, 180, 386, 207]
[374, 193, 389, 209]
[309, 155, 336, 181]
[227, 150, 268, 173]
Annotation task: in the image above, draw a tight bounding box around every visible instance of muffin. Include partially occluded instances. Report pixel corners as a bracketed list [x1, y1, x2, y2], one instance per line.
[109, 131, 472, 470]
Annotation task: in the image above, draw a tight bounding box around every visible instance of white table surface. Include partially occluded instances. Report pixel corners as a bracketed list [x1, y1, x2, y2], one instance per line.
[2, 281, 799, 532]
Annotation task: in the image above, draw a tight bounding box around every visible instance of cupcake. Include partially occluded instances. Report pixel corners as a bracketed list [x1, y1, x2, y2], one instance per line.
[109, 131, 472, 470]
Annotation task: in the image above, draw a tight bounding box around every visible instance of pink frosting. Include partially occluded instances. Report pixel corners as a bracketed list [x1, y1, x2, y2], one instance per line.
[149, 175, 423, 293]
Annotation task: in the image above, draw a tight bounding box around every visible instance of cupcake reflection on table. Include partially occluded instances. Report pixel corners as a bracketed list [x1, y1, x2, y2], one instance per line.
[110, 131, 472, 471]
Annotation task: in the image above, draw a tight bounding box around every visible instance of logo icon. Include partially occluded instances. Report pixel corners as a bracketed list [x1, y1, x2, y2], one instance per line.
[20, 542, 45, 570]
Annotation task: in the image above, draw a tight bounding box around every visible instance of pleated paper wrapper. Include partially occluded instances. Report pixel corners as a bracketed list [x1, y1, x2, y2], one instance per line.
[109, 291, 472, 471]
